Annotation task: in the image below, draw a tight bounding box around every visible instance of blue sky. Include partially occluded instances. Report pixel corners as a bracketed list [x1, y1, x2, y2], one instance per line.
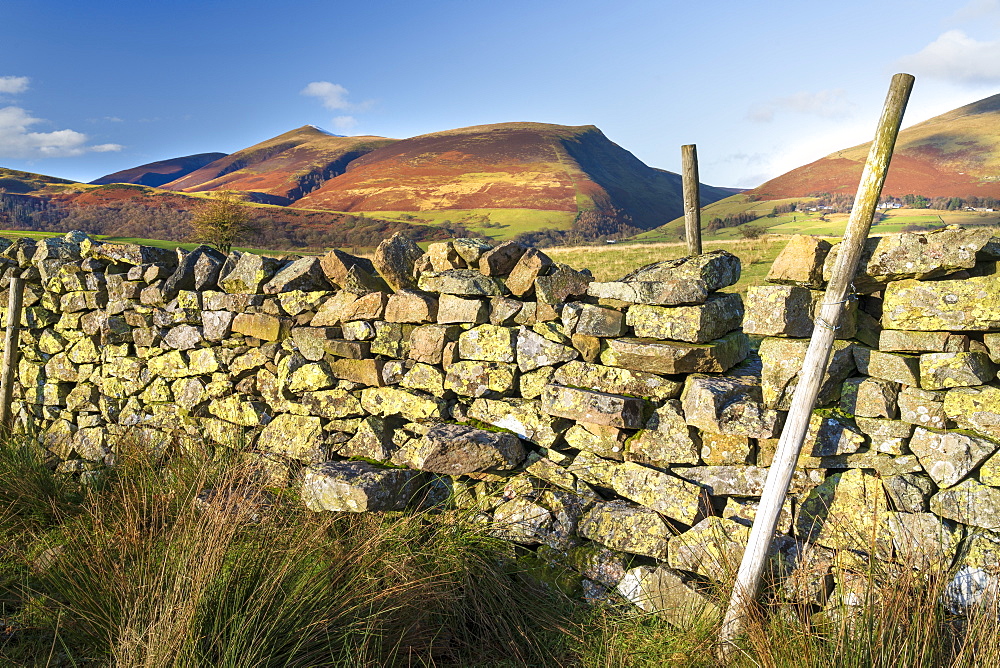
[2, 0, 999, 188]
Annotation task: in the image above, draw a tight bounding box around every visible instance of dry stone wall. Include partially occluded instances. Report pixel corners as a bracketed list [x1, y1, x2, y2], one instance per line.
[5, 226, 1000, 622]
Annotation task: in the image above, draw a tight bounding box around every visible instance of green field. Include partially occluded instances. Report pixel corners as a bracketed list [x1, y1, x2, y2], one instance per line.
[365, 208, 576, 240]
[547, 236, 785, 292]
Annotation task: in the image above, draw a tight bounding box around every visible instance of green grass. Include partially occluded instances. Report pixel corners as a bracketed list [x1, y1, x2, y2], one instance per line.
[1, 429, 999, 666]
[547, 236, 786, 292]
[363, 208, 576, 240]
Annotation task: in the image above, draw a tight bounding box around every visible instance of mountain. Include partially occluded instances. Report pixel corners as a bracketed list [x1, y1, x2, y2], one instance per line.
[90, 153, 228, 188]
[0, 167, 76, 194]
[160, 126, 397, 205]
[289, 122, 733, 230]
[751, 92, 1000, 199]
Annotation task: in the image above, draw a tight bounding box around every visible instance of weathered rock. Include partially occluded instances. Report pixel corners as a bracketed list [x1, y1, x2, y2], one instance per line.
[564, 422, 627, 460]
[479, 240, 526, 276]
[468, 397, 569, 447]
[302, 461, 424, 512]
[626, 400, 700, 466]
[160, 246, 226, 301]
[219, 252, 283, 294]
[899, 386, 948, 429]
[883, 272, 1000, 331]
[313, 291, 388, 326]
[329, 358, 385, 387]
[943, 531, 1000, 613]
[319, 249, 385, 291]
[888, 511, 963, 571]
[451, 238, 493, 265]
[609, 462, 704, 524]
[668, 517, 749, 580]
[458, 324, 517, 363]
[417, 270, 507, 296]
[231, 313, 291, 342]
[86, 242, 176, 267]
[360, 386, 447, 421]
[602, 331, 750, 375]
[759, 337, 855, 410]
[765, 234, 830, 287]
[908, 426, 997, 487]
[370, 322, 414, 357]
[674, 465, 817, 496]
[409, 324, 460, 365]
[436, 294, 488, 324]
[399, 362, 446, 395]
[864, 227, 994, 282]
[553, 360, 681, 401]
[534, 263, 592, 304]
[796, 469, 891, 556]
[681, 376, 782, 438]
[505, 248, 553, 297]
[491, 497, 553, 545]
[445, 360, 517, 397]
[742, 285, 816, 338]
[573, 304, 625, 338]
[724, 497, 793, 534]
[384, 290, 438, 323]
[700, 432, 753, 465]
[300, 389, 364, 419]
[373, 232, 423, 292]
[426, 241, 464, 272]
[803, 413, 866, 457]
[627, 293, 743, 344]
[879, 330, 952, 353]
[578, 501, 672, 559]
[944, 385, 1000, 439]
[208, 395, 271, 426]
[542, 384, 645, 429]
[883, 473, 935, 513]
[201, 311, 235, 341]
[258, 414, 325, 460]
[405, 423, 525, 474]
[931, 479, 1000, 530]
[840, 376, 899, 418]
[919, 352, 996, 390]
[516, 326, 578, 372]
[163, 324, 203, 351]
[262, 256, 330, 294]
[616, 566, 719, 626]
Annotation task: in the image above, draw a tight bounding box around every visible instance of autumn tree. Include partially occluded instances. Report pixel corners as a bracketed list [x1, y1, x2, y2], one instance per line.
[189, 191, 258, 254]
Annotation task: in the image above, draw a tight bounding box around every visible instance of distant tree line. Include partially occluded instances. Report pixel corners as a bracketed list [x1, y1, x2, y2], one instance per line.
[513, 207, 640, 248]
[0, 193, 475, 251]
[706, 210, 758, 233]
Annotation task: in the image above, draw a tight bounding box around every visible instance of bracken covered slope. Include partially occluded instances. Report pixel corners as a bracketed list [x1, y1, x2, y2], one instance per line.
[160, 126, 397, 204]
[751, 92, 1000, 199]
[291, 122, 732, 229]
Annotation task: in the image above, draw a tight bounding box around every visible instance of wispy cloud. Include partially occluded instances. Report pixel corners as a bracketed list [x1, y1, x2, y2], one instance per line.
[300, 81, 373, 112]
[331, 115, 358, 133]
[747, 89, 854, 123]
[897, 30, 1000, 84]
[0, 76, 29, 95]
[0, 106, 123, 159]
[948, 0, 1000, 23]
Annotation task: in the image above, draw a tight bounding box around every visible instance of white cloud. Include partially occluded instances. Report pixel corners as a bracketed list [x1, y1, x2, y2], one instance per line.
[747, 89, 854, 123]
[897, 30, 1000, 84]
[331, 115, 358, 133]
[0, 76, 29, 95]
[301, 81, 374, 115]
[0, 106, 123, 158]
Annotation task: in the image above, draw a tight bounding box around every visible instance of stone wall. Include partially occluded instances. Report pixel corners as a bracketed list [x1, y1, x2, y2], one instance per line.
[5, 227, 1000, 622]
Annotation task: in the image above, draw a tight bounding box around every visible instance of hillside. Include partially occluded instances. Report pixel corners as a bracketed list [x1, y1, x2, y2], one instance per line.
[91, 153, 228, 188]
[752, 92, 1000, 200]
[291, 122, 733, 230]
[161, 126, 397, 204]
[0, 167, 77, 194]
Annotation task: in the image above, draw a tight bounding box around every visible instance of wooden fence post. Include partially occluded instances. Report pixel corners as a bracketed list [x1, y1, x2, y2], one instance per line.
[717, 73, 915, 655]
[682, 144, 702, 255]
[0, 272, 25, 433]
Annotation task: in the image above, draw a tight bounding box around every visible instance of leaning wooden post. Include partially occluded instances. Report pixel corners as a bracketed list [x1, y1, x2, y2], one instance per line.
[682, 144, 702, 255]
[0, 271, 25, 432]
[718, 72, 915, 653]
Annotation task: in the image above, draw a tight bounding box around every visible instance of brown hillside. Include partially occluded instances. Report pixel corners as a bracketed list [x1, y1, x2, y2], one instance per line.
[90, 153, 228, 188]
[752, 92, 1000, 199]
[162, 126, 396, 204]
[292, 122, 732, 229]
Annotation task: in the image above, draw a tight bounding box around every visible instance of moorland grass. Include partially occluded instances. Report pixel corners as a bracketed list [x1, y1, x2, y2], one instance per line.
[0, 430, 999, 666]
